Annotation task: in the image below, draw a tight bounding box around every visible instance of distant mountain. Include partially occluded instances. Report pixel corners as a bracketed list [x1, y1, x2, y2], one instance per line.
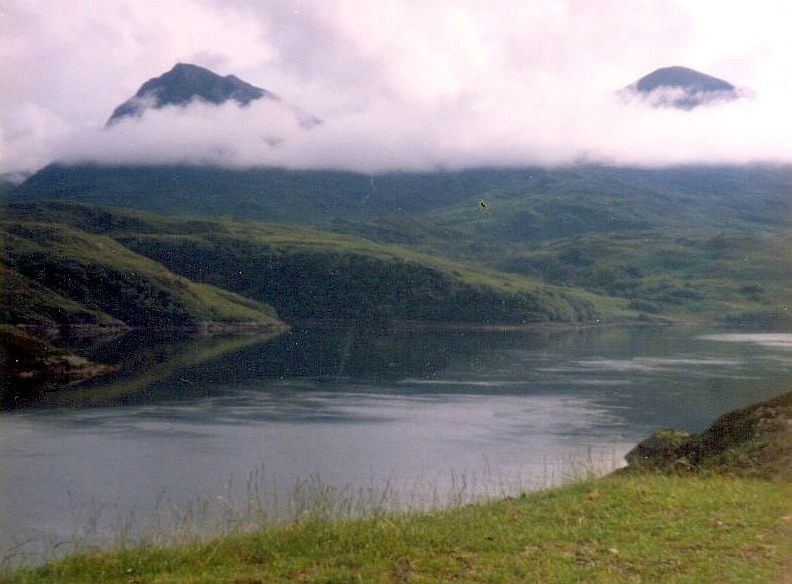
[12, 164, 792, 236]
[107, 63, 319, 126]
[621, 66, 745, 109]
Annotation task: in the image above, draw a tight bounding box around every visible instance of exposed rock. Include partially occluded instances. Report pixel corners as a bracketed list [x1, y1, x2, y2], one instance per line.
[624, 391, 792, 479]
[106, 62, 320, 127]
[625, 429, 692, 465]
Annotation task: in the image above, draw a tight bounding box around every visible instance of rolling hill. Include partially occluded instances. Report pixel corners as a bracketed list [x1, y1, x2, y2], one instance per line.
[4, 202, 624, 325]
[8, 163, 792, 324]
[11, 165, 791, 237]
[2, 216, 284, 328]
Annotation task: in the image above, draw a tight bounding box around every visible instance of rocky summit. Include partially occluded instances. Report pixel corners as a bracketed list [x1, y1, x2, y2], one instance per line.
[621, 65, 745, 110]
[107, 62, 277, 125]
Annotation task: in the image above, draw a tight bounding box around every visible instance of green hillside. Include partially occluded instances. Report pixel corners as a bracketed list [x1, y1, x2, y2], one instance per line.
[4, 202, 624, 324]
[8, 164, 792, 324]
[489, 230, 792, 323]
[2, 218, 282, 328]
[417, 165, 792, 242]
[10, 165, 557, 222]
[11, 165, 792, 235]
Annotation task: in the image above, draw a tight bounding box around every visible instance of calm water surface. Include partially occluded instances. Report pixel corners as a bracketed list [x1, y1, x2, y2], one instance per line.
[1, 325, 791, 561]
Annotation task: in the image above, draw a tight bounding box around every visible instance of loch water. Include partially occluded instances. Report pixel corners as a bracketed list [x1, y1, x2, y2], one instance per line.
[1, 325, 791, 562]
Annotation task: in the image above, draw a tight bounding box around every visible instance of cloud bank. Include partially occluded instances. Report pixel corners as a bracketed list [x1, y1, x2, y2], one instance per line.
[4, 0, 792, 174]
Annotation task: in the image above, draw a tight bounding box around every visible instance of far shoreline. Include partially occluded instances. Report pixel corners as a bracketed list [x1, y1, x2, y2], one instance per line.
[11, 314, 789, 341]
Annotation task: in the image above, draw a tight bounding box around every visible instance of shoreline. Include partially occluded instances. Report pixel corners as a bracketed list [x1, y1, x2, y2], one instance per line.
[11, 320, 290, 340]
[10, 313, 783, 340]
[3, 389, 790, 581]
[266, 316, 690, 333]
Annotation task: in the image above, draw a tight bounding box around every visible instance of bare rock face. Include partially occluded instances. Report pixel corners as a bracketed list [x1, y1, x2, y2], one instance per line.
[624, 391, 792, 479]
[625, 429, 692, 466]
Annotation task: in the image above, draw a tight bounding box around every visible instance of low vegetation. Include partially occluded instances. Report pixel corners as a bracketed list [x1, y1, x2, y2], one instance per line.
[8, 165, 792, 324]
[12, 165, 792, 236]
[493, 231, 792, 323]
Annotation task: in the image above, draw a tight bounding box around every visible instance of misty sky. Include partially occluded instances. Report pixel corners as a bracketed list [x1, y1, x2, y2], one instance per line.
[3, 0, 792, 174]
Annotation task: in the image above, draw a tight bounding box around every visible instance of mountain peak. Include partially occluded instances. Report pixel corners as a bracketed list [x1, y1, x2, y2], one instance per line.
[622, 66, 744, 110]
[635, 66, 735, 93]
[106, 63, 277, 125]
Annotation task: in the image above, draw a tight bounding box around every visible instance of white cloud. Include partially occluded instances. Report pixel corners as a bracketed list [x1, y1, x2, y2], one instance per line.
[3, 0, 792, 173]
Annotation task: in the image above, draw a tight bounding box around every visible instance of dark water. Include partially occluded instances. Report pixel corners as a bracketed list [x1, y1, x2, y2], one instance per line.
[1, 325, 791, 562]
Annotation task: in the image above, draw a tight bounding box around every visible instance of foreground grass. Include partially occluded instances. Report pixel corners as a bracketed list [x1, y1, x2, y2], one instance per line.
[5, 474, 791, 583]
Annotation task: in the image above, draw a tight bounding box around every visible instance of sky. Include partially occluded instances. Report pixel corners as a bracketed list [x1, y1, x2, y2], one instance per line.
[3, 0, 792, 175]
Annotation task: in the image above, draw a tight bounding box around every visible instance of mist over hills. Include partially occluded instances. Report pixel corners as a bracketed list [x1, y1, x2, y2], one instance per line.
[7, 61, 780, 173]
[103, 63, 750, 130]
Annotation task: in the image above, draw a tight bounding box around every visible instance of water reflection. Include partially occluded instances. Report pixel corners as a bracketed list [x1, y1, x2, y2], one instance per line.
[698, 332, 792, 350]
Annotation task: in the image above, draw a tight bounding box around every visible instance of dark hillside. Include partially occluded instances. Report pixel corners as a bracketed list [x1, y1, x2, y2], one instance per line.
[2, 219, 282, 328]
[11, 165, 792, 239]
[4, 203, 620, 324]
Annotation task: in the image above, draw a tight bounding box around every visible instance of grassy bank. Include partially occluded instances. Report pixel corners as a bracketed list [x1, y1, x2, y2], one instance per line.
[3, 475, 790, 583]
[2, 220, 282, 328]
[4, 391, 792, 583]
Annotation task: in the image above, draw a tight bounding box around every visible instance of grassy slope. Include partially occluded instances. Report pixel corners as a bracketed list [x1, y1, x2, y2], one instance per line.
[12, 166, 622, 222]
[491, 230, 792, 322]
[417, 165, 792, 242]
[5, 392, 792, 583]
[9, 165, 792, 322]
[5, 203, 631, 323]
[4, 479, 790, 583]
[405, 168, 792, 322]
[1, 265, 121, 326]
[2, 219, 281, 327]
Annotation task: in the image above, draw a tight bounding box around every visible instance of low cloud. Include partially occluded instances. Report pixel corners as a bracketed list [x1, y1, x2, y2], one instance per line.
[49, 85, 792, 173]
[4, 0, 792, 174]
